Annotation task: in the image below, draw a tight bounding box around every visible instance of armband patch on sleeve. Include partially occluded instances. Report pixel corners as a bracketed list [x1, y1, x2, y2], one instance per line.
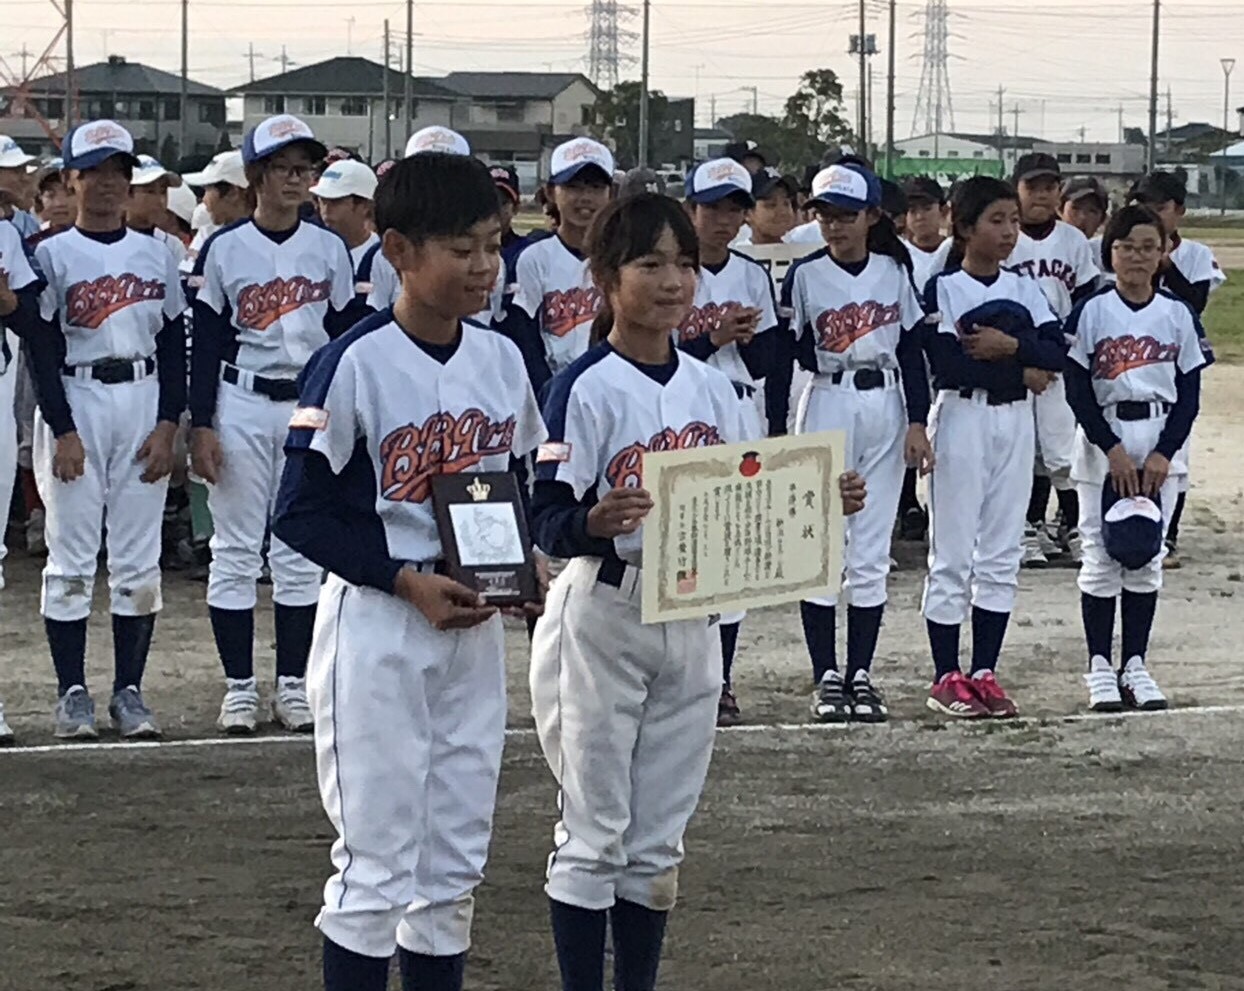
[537, 441, 572, 463]
[289, 406, 329, 430]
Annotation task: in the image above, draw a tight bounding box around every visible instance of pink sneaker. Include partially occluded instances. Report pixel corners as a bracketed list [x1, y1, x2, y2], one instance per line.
[926, 671, 990, 719]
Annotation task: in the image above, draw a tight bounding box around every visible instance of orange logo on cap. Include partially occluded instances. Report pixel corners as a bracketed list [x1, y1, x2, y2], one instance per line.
[706, 161, 746, 183]
[415, 128, 458, 151]
[84, 123, 126, 147]
[561, 141, 600, 163]
[267, 118, 308, 140]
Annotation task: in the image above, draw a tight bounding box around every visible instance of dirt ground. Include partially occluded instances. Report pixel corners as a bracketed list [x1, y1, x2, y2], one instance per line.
[2, 368, 1244, 990]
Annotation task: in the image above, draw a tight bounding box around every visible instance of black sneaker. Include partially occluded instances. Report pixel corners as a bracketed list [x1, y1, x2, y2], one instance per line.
[899, 506, 928, 541]
[848, 671, 889, 723]
[810, 671, 851, 723]
[717, 686, 742, 727]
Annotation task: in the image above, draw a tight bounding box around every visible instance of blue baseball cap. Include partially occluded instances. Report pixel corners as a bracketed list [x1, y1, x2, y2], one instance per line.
[61, 120, 140, 172]
[242, 114, 327, 165]
[1102, 480, 1164, 570]
[806, 163, 881, 212]
[684, 157, 755, 206]
[548, 138, 615, 185]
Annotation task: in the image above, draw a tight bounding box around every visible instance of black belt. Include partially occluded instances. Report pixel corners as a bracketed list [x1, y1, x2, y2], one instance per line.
[596, 557, 627, 588]
[1115, 400, 1171, 421]
[62, 356, 155, 384]
[223, 365, 299, 402]
[732, 381, 756, 400]
[957, 387, 1023, 406]
[404, 560, 449, 577]
[832, 368, 889, 390]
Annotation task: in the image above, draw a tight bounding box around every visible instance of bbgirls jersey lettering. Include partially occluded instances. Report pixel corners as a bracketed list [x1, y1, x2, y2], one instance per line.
[289, 318, 545, 564]
[35, 228, 185, 364]
[1005, 220, 1098, 319]
[676, 250, 778, 386]
[512, 236, 603, 374]
[194, 219, 354, 378]
[927, 268, 1057, 343]
[367, 247, 505, 325]
[536, 345, 745, 565]
[782, 250, 924, 375]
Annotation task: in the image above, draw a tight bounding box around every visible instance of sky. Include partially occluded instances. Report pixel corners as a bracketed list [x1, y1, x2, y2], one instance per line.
[7, 0, 1244, 145]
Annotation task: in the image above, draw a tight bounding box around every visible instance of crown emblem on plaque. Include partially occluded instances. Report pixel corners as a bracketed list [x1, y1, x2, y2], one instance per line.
[467, 477, 491, 501]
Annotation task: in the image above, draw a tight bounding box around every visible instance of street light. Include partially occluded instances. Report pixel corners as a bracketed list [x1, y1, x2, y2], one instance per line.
[1222, 57, 1235, 216]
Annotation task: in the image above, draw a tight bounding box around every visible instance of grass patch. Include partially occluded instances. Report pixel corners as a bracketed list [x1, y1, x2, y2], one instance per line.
[1183, 225, 1244, 244]
[1204, 268, 1244, 362]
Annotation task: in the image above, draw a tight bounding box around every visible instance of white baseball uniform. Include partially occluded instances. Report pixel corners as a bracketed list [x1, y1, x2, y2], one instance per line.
[904, 237, 951, 296]
[511, 235, 603, 378]
[1066, 288, 1212, 597]
[530, 343, 744, 912]
[273, 313, 544, 958]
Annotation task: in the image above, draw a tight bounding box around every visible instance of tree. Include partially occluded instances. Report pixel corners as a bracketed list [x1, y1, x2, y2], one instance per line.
[593, 81, 671, 169]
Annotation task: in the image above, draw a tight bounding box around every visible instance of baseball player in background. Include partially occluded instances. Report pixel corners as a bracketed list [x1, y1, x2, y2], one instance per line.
[1064, 203, 1211, 713]
[180, 150, 252, 272]
[1005, 153, 1099, 568]
[33, 163, 77, 232]
[16, 120, 186, 740]
[189, 115, 356, 735]
[784, 164, 933, 724]
[272, 152, 545, 991]
[0, 136, 39, 239]
[126, 155, 187, 267]
[506, 136, 614, 396]
[1059, 177, 1109, 272]
[310, 158, 380, 309]
[678, 157, 781, 724]
[922, 176, 1066, 719]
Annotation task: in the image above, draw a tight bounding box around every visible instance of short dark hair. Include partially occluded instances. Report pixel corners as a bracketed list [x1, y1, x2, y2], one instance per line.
[1129, 170, 1186, 207]
[374, 152, 499, 241]
[1100, 203, 1167, 274]
[946, 175, 1017, 269]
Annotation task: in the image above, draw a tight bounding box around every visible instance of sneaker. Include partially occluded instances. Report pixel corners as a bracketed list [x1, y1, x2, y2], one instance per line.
[54, 685, 98, 739]
[0, 701, 13, 745]
[1084, 655, 1123, 712]
[1036, 522, 1063, 559]
[971, 671, 1019, 718]
[1021, 525, 1048, 568]
[810, 671, 851, 723]
[848, 670, 889, 723]
[1119, 657, 1168, 711]
[1162, 539, 1181, 570]
[717, 686, 742, 727]
[217, 677, 261, 735]
[1065, 527, 1083, 564]
[926, 671, 990, 719]
[109, 686, 161, 739]
[272, 676, 314, 732]
[899, 505, 928, 541]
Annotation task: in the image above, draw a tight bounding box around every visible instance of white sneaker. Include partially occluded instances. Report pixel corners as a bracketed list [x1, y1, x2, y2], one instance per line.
[1119, 656, 1168, 711]
[0, 701, 13, 745]
[1021, 525, 1048, 567]
[1084, 656, 1123, 712]
[1065, 527, 1083, 564]
[272, 676, 314, 732]
[1036, 521, 1063, 559]
[217, 677, 261, 735]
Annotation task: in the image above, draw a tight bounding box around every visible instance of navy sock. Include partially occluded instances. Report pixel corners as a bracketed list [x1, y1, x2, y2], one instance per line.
[1121, 590, 1158, 664]
[927, 619, 960, 680]
[397, 948, 466, 991]
[112, 614, 155, 692]
[1080, 593, 1115, 665]
[800, 602, 837, 682]
[610, 899, 669, 991]
[274, 603, 316, 679]
[845, 604, 884, 680]
[549, 898, 607, 991]
[322, 936, 389, 991]
[969, 607, 1009, 673]
[209, 606, 254, 680]
[1027, 474, 1052, 525]
[1056, 488, 1080, 530]
[719, 622, 741, 688]
[1167, 491, 1187, 545]
[526, 612, 538, 641]
[46, 617, 87, 695]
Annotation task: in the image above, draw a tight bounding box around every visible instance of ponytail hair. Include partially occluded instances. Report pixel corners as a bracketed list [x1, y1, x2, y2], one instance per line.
[945, 175, 1016, 271]
[867, 212, 917, 294]
[589, 299, 614, 345]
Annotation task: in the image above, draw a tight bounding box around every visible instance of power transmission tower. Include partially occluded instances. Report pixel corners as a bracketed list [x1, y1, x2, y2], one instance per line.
[586, 0, 636, 90]
[0, 0, 72, 139]
[911, 0, 954, 141]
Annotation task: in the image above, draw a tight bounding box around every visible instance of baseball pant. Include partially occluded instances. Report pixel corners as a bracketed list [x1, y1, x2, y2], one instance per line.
[309, 574, 506, 959]
[0, 332, 21, 587]
[1033, 375, 1074, 476]
[797, 373, 905, 609]
[206, 381, 321, 611]
[922, 391, 1035, 626]
[530, 556, 719, 912]
[34, 375, 166, 620]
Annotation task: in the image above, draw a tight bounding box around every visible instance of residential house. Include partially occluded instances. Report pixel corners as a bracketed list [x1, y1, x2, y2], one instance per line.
[893, 130, 1039, 174]
[694, 127, 733, 161]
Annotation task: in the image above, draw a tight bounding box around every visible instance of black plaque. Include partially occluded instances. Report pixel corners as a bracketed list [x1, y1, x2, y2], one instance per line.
[431, 472, 539, 605]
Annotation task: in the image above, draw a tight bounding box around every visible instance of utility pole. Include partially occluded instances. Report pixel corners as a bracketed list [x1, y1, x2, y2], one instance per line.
[243, 42, 263, 83]
[1078, 125, 1086, 143]
[1222, 58, 1235, 215]
[65, 0, 75, 127]
[278, 45, 292, 74]
[710, 94, 717, 129]
[996, 85, 1005, 163]
[12, 45, 32, 79]
[1165, 86, 1172, 156]
[867, 61, 874, 155]
[404, 0, 414, 140]
[857, 0, 867, 147]
[179, 0, 188, 162]
[638, 0, 651, 166]
[1117, 104, 1124, 143]
[1147, 0, 1159, 170]
[745, 85, 758, 116]
[885, 0, 896, 178]
[1012, 104, 1022, 159]
[382, 21, 391, 159]
[346, 17, 355, 56]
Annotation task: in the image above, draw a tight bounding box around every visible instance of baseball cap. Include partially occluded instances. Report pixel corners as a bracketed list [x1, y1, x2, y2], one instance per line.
[902, 175, 946, 206]
[1011, 152, 1061, 186]
[751, 167, 798, 201]
[724, 140, 770, 168]
[166, 183, 197, 224]
[0, 136, 36, 169]
[374, 158, 398, 179]
[1102, 481, 1164, 570]
[490, 164, 521, 202]
[61, 120, 141, 172]
[1061, 176, 1108, 211]
[616, 167, 663, 199]
[242, 114, 327, 165]
[404, 126, 470, 157]
[549, 138, 614, 185]
[1129, 170, 1186, 207]
[806, 163, 881, 212]
[821, 147, 872, 171]
[182, 150, 248, 189]
[308, 159, 378, 200]
[131, 154, 183, 187]
[685, 158, 754, 206]
[880, 178, 907, 219]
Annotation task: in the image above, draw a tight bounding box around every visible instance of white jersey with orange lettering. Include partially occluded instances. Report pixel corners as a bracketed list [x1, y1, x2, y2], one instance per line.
[1005, 220, 1098, 320]
[511, 235, 603, 377]
[1169, 237, 1227, 292]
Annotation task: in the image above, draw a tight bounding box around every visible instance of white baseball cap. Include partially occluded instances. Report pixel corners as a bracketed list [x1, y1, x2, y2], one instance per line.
[191, 201, 212, 231]
[549, 138, 614, 185]
[807, 163, 881, 212]
[684, 157, 754, 206]
[404, 126, 471, 158]
[242, 114, 327, 164]
[0, 135, 36, 169]
[309, 159, 378, 201]
[60, 119, 140, 172]
[166, 183, 197, 223]
[131, 154, 183, 187]
[182, 150, 248, 189]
